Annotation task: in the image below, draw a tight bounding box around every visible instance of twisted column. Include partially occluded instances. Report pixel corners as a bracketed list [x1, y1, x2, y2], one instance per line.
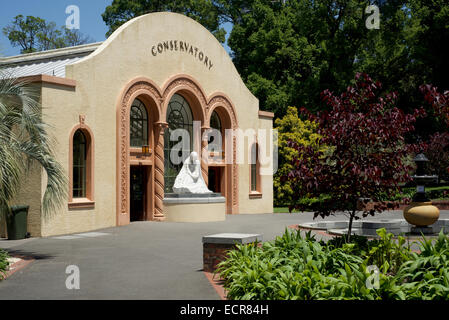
[201, 127, 209, 187]
[154, 122, 168, 221]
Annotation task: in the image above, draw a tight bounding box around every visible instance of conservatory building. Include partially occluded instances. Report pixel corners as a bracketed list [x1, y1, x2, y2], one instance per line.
[0, 12, 274, 237]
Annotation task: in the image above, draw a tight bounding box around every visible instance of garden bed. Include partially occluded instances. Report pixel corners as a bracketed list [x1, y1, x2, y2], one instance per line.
[0, 250, 33, 280]
[216, 229, 449, 300]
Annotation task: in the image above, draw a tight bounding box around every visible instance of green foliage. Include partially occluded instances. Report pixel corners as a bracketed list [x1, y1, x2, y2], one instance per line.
[354, 1, 424, 116]
[408, 0, 449, 106]
[217, 228, 449, 300]
[2, 15, 93, 54]
[217, 229, 377, 300]
[378, 186, 449, 202]
[226, 0, 449, 125]
[326, 229, 412, 276]
[2, 15, 45, 53]
[426, 188, 449, 200]
[365, 229, 412, 275]
[274, 106, 325, 206]
[394, 230, 449, 299]
[0, 249, 9, 280]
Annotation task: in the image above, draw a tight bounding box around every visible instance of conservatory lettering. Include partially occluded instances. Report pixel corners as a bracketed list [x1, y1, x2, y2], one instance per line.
[151, 40, 214, 70]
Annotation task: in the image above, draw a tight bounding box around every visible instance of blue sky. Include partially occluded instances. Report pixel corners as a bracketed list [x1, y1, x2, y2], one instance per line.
[1, 0, 110, 56]
[0, 0, 232, 57]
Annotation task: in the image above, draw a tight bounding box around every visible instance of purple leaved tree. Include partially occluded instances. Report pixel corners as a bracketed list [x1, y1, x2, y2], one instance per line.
[284, 73, 425, 240]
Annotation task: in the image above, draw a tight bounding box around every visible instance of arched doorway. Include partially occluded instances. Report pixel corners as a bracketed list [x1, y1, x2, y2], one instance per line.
[116, 78, 162, 226]
[117, 76, 239, 225]
[129, 98, 150, 222]
[206, 96, 239, 214]
[163, 93, 194, 194]
[207, 110, 223, 194]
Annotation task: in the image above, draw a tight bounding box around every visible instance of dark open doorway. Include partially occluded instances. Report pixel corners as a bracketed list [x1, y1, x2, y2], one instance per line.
[208, 166, 224, 194]
[130, 166, 146, 221]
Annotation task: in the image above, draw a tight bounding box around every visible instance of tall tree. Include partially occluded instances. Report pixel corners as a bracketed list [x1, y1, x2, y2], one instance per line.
[102, 0, 227, 42]
[3, 15, 94, 54]
[227, 0, 449, 122]
[227, 0, 372, 117]
[354, 0, 449, 136]
[2, 15, 46, 53]
[63, 28, 94, 47]
[285, 73, 425, 240]
[410, 0, 449, 94]
[36, 21, 64, 51]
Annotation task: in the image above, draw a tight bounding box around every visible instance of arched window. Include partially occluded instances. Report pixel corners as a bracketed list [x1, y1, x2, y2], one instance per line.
[164, 94, 193, 193]
[250, 143, 261, 194]
[73, 130, 87, 198]
[69, 125, 94, 208]
[130, 99, 148, 147]
[208, 110, 222, 152]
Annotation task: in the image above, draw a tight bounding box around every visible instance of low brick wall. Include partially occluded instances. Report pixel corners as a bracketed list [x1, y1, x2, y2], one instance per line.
[203, 243, 236, 273]
[202, 233, 262, 273]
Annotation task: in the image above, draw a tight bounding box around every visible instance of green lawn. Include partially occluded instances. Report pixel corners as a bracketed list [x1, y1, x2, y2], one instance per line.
[274, 207, 300, 213]
[403, 185, 449, 192]
[275, 186, 449, 213]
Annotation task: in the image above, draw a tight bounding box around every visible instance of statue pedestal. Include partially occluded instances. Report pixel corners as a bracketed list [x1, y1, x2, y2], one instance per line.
[163, 193, 226, 222]
[410, 226, 434, 235]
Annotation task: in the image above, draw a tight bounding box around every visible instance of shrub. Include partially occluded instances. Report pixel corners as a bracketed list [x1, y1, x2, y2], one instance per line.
[217, 229, 449, 300]
[394, 231, 449, 299]
[380, 186, 449, 203]
[274, 106, 325, 207]
[0, 249, 9, 280]
[216, 230, 372, 300]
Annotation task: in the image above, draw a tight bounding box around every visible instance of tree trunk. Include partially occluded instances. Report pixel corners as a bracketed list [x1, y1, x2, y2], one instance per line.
[347, 209, 356, 242]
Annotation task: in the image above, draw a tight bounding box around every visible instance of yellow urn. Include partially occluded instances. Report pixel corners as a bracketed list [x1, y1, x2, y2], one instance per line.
[403, 202, 440, 227]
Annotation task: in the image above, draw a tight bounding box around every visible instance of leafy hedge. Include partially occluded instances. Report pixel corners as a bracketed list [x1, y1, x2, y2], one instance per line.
[0, 249, 9, 280]
[282, 186, 449, 214]
[381, 186, 449, 202]
[216, 229, 449, 300]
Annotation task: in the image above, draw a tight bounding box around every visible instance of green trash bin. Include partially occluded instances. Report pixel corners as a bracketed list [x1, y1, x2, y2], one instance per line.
[6, 205, 29, 240]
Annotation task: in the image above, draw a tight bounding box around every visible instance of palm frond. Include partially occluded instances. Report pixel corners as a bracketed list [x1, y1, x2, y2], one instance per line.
[0, 69, 67, 219]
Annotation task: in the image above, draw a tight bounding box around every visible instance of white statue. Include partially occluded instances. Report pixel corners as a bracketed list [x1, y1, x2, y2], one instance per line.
[173, 151, 213, 194]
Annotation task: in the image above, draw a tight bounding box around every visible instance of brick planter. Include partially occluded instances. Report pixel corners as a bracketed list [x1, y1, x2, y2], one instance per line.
[202, 233, 262, 273]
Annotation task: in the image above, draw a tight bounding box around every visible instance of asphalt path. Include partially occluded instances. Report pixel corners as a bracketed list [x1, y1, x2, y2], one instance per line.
[0, 211, 447, 299]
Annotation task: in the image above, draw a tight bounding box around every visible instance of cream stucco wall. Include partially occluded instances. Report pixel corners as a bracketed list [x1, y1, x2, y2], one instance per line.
[0, 162, 42, 237]
[164, 202, 226, 222]
[31, 12, 273, 236]
[40, 81, 117, 237]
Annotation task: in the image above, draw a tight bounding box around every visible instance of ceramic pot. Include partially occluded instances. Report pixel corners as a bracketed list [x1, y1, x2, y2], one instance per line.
[403, 202, 439, 227]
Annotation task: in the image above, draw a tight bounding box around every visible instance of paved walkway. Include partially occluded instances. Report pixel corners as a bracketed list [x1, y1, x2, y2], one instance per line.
[0, 211, 448, 299]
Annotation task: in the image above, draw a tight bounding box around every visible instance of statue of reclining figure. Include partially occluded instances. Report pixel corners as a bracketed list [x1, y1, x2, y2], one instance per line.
[173, 151, 213, 194]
